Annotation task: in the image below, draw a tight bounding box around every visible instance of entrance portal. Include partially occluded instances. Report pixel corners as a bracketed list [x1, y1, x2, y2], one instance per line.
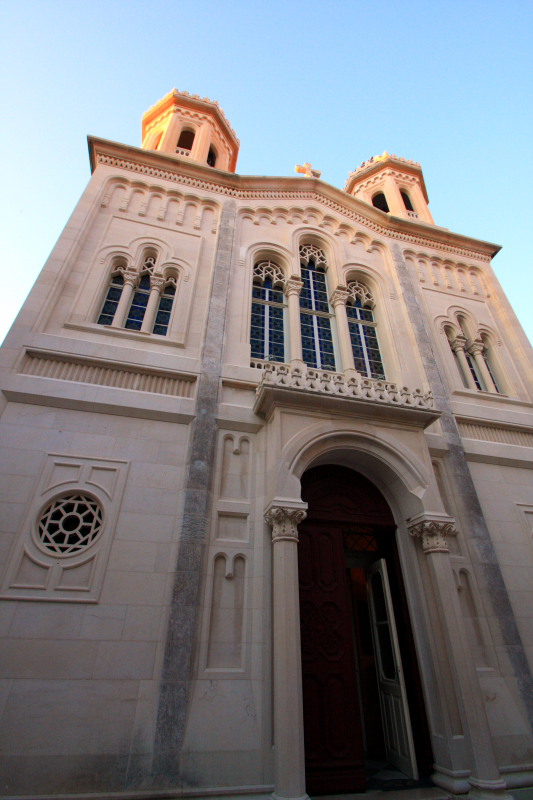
[298, 465, 431, 795]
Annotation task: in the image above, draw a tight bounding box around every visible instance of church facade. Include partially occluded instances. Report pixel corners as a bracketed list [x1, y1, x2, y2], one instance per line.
[1, 89, 533, 800]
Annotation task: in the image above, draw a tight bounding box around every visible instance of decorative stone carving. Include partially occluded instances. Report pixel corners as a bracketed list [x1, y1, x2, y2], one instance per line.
[347, 280, 374, 307]
[450, 334, 467, 353]
[122, 268, 138, 288]
[329, 287, 350, 308]
[284, 277, 303, 297]
[408, 518, 458, 553]
[467, 340, 485, 357]
[253, 260, 285, 288]
[149, 275, 166, 292]
[258, 361, 434, 410]
[264, 505, 307, 543]
[299, 243, 327, 268]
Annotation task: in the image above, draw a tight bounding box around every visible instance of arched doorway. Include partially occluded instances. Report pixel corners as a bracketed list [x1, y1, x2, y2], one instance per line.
[298, 465, 432, 795]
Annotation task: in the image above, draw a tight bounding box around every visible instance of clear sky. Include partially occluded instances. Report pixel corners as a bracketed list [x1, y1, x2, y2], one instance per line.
[1, 0, 532, 345]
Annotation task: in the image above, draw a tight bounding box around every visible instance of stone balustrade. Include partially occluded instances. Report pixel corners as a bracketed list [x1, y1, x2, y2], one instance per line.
[255, 361, 434, 410]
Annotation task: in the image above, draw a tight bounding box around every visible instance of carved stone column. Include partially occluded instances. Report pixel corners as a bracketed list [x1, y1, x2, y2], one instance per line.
[409, 516, 513, 799]
[284, 277, 304, 366]
[112, 268, 137, 328]
[140, 275, 165, 333]
[330, 287, 357, 375]
[468, 340, 498, 394]
[265, 501, 309, 800]
[451, 335, 478, 390]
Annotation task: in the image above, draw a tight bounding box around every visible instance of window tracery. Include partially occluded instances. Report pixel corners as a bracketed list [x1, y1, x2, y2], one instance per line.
[37, 494, 103, 557]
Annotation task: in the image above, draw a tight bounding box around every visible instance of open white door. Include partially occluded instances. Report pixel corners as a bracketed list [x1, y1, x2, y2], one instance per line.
[367, 558, 418, 779]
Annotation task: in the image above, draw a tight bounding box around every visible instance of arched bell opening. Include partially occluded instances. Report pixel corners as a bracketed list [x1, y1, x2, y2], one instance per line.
[298, 464, 433, 796]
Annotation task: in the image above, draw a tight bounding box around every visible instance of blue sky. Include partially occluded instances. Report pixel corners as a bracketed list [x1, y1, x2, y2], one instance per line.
[1, 0, 532, 345]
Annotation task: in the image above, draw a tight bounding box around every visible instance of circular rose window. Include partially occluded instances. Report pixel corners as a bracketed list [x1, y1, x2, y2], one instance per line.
[37, 494, 103, 556]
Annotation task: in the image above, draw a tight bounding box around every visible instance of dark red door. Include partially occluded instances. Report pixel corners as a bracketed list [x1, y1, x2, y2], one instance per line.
[299, 520, 366, 794]
[298, 465, 396, 795]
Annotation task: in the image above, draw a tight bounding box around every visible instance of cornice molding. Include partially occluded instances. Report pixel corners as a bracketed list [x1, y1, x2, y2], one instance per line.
[88, 138, 500, 262]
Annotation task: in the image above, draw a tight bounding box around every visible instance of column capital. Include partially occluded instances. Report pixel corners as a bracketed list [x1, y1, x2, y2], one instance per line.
[123, 268, 138, 288]
[407, 515, 458, 553]
[467, 339, 485, 357]
[265, 502, 307, 543]
[329, 287, 350, 308]
[285, 276, 303, 297]
[450, 334, 467, 353]
[149, 275, 166, 291]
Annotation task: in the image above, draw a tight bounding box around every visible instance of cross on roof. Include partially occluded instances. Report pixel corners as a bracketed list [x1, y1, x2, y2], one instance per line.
[295, 162, 322, 178]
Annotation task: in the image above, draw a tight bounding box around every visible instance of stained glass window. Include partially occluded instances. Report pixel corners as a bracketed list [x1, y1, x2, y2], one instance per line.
[299, 246, 336, 371]
[97, 272, 124, 326]
[125, 273, 151, 330]
[250, 261, 286, 362]
[346, 282, 385, 379]
[465, 352, 483, 390]
[153, 282, 176, 336]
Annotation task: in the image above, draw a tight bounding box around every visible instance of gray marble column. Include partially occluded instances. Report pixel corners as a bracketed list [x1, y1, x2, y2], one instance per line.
[152, 200, 237, 781]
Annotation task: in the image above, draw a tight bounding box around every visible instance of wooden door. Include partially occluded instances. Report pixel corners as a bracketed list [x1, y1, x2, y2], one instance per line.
[299, 520, 366, 794]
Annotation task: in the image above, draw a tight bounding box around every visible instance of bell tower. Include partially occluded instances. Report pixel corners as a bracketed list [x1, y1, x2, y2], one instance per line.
[141, 89, 240, 172]
[345, 152, 435, 224]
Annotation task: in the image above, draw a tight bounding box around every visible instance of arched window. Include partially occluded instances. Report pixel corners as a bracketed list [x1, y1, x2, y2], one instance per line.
[177, 129, 195, 152]
[250, 260, 286, 362]
[372, 192, 389, 213]
[299, 245, 336, 371]
[97, 252, 176, 336]
[346, 281, 385, 379]
[207, 147, 217, 168]
[480, 334, 501, 392]
[400, 190, 414, 211]
[446, 319, 500, 393]
[153, 279, 177, 336]
[97, 269, 124, 326]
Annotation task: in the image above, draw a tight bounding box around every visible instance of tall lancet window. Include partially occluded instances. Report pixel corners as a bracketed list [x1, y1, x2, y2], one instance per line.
[125, 272, 151, 330]
[250, 260, 286, 362]
[152, 280, 177, 336]
[346, 281, 385, 379]
[299, 245, 336, 371]
[97, 268, 125, 326]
